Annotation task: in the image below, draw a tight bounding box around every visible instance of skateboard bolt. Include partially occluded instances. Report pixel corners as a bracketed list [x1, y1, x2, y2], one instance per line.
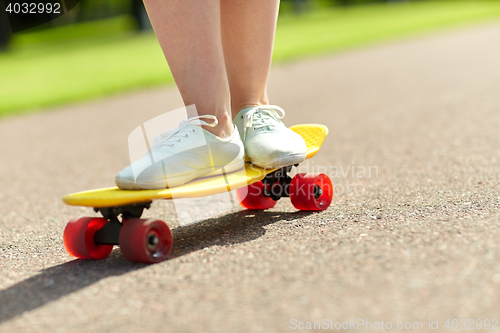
[313, 185, 323, 199]
[147, 232, 159, 249]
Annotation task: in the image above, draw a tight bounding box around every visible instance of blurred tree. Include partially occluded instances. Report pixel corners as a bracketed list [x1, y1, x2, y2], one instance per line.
[292, 0, 308, 13]
[77, 0, 118, 21]
[77, 0, 151, 31]
[131, 0, 151, 31]
[0, 1, 12, 51]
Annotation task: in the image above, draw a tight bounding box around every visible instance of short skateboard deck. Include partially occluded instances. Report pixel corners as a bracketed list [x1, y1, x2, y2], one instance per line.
[63, 124, 328, 208]
[62, 124, 332, 264]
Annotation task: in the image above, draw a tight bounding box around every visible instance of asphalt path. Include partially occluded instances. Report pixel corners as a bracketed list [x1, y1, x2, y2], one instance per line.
[1, 21, 500, 332]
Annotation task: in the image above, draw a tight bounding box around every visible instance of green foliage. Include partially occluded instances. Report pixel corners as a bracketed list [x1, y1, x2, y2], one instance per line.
[1, 1, 500, 117]
[274, 1, 500, 62]
[77, 0, 131, 21]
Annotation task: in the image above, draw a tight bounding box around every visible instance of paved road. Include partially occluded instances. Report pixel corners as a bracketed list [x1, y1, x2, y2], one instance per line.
[1, 22, 500, 332]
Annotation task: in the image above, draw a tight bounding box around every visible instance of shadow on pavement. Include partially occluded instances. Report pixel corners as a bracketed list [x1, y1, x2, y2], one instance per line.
[0, 255, 140, 324]
[170, 209, 313, 259]
[0, 209, 313, 323]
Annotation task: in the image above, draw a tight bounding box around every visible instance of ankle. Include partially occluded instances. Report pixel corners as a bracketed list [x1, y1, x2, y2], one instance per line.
[231, 99, 271, 118]
[203, 112, 234, 138]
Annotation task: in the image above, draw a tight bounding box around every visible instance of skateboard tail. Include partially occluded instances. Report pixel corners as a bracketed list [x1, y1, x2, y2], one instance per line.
[290, 124, 328, 159]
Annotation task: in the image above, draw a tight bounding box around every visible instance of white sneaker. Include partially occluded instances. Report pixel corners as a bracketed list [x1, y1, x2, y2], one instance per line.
[115, 115, 245, 190]
[233, 105, 307, 169]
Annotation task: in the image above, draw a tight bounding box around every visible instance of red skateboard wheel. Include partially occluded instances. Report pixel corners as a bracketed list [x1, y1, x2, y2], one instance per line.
[237, 181, 277, 210]
[119, 218, 173, 263]
[63, 217, 113, 260]
[289, 173, 333, 211]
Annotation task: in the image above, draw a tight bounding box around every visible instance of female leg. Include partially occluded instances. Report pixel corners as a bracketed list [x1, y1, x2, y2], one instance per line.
[142, 0, 233, 137]
[221, 0, 307, 169]
[115, 0, 244, 189]
[220, 0, 280, 115]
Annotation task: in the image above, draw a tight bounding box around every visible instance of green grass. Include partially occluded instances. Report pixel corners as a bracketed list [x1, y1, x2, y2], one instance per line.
[1, 17, 171, 115]
[274, 1, 500, 61]
[1, 1, 500, 117]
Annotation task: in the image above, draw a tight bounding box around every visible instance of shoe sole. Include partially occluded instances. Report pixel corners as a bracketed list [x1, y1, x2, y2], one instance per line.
[116, 160, 245, 190]
[250, 152, 307, 170]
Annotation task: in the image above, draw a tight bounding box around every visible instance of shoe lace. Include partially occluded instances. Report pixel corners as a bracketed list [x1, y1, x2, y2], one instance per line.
[150, 115, 218, 150]
[242, 105, 285, 140]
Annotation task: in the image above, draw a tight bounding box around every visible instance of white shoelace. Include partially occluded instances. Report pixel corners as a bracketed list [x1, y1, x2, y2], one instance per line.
[242, 105, 285, 140]
[150, 115, 218, 151]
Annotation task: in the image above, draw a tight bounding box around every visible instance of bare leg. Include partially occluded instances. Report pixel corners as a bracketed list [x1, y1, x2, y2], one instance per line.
[220, 0, 280, 118]
[143, 0, 233, 137]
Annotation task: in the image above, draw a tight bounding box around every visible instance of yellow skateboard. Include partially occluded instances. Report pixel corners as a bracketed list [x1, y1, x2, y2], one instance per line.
[62, 124, 332, 263]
